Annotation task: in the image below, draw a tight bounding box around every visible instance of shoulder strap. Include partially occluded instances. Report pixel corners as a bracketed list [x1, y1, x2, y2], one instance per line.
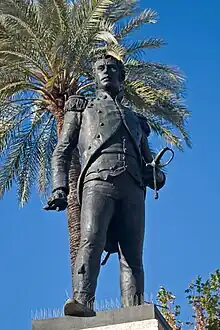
[64, 95, 88, 113]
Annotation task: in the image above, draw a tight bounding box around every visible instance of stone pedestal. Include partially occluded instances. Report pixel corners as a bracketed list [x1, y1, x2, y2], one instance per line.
[32, 304, 172, 330]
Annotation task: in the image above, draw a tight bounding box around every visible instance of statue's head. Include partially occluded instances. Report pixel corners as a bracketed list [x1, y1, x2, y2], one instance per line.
[94, 55, 125, 96]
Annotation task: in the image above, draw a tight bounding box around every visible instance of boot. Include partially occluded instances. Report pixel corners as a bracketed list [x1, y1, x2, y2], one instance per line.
[64, 298, 96, 317]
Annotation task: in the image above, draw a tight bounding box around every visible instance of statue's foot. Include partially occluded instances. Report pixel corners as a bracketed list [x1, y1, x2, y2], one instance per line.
[64, 298, 96, 317]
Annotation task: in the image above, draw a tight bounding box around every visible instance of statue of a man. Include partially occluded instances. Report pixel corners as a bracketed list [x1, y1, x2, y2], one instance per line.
[44, 55, 166, 317]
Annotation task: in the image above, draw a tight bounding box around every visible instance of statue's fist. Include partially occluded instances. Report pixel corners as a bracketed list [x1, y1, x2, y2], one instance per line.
[143, 165, 166, 191]
[154, 169, 166, 190]
[43, 189, 68, 212]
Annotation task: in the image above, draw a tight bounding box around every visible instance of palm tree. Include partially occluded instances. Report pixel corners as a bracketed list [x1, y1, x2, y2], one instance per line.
[0, 0, 190, 289]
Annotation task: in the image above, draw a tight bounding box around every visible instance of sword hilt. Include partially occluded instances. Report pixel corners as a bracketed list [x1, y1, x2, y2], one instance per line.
[150, 147, 174, 199]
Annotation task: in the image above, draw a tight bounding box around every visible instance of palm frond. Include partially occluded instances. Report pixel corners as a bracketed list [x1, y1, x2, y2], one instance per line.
[105, 0, 137, 22]
[116, 8, 158, 40]
[71, 0, 114, 40]
[124, 79, 191, 148]
[0, 50, 50, 79]
[145, 114, 185, 151]
[16, 113, 55, 206]
[69, 0, 118, 66]
[0, 108, 28, 154]
[125, 59, 185, 96]
[124, 38, 165, 59]
[0, 106, 56, 205]
[126, 58, 185, 81]
[0, 0, 52, 69]
[50, 0, 70, 32]
[0, 110, 45, 199]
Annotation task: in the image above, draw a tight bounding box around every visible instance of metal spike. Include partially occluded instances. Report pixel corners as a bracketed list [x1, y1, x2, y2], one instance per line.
[100, 299, 105, 311]
[35, 310, 39, 320]
[115, 297, 119, 309]
[110, 298, 115, 309]
[52, 308, 56, 318]
[48, 308, 52, 319]
[65, 289, 70, 300]
[56, 308, 60, 317]
[104, 299, 110, 310]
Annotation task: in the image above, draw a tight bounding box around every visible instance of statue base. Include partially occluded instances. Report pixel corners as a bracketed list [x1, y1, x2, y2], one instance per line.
[32, 304, 172, 330]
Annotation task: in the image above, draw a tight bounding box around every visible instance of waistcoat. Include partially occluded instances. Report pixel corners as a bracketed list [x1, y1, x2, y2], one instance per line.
[84, 123, 143, 186]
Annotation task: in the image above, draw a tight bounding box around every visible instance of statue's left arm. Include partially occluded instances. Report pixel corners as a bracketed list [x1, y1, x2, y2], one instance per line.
[138, 115, 166, 190]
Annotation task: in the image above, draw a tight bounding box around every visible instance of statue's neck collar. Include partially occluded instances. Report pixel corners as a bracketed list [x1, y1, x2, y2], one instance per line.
[96, 89, 124, 104]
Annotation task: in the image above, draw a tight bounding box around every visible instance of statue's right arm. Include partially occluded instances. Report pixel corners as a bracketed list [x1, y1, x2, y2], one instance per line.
[43, 110, 81, 212]
[51, 108, 82, 195]
[52, 96, 87, 193]
[44, 97, 87, 211]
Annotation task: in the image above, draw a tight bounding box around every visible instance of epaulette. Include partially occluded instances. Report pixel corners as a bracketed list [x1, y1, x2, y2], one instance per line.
[136, 113, 151, 137]
[64, 95, 88, 113]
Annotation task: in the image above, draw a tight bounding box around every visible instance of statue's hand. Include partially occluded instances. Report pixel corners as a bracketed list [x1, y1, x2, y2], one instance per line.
[155, 169, 166, 189]
[43, 189, 68, 212]
[143, 164, 166, 190]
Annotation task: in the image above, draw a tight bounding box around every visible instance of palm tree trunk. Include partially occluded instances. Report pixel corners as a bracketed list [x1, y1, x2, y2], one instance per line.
[67, 149, 81, 290]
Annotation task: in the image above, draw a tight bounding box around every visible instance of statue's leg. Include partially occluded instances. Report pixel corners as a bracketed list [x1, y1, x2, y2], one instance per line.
[73, 179, 116, 308]
[118, 177, 145, 307]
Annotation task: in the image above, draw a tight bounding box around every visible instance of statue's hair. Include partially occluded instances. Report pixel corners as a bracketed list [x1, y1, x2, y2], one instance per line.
[93, 54, 125, 82]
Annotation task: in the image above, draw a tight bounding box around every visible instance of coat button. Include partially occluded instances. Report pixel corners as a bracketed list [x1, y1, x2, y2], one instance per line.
[100, 122, 104, 126]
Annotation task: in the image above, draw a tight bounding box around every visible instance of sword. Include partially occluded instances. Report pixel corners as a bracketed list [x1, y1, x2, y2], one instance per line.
[146, 147, 174, 199]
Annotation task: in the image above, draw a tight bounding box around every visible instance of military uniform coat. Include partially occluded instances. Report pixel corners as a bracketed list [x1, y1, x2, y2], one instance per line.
[51, 91, 160, 205]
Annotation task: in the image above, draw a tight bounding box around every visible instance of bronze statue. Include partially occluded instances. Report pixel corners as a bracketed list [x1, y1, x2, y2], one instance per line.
[44, 55, 169, 317]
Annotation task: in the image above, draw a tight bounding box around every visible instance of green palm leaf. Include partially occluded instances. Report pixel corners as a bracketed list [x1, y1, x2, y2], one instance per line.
[116, 8, 158, 40]
[124, 38, 165, 59]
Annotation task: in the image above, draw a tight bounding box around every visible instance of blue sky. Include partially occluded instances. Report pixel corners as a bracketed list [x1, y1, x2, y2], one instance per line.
[1, 1, 220, 329]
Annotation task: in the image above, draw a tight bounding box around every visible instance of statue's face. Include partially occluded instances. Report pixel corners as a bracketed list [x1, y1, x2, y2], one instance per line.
[95, 58, 121, 94]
